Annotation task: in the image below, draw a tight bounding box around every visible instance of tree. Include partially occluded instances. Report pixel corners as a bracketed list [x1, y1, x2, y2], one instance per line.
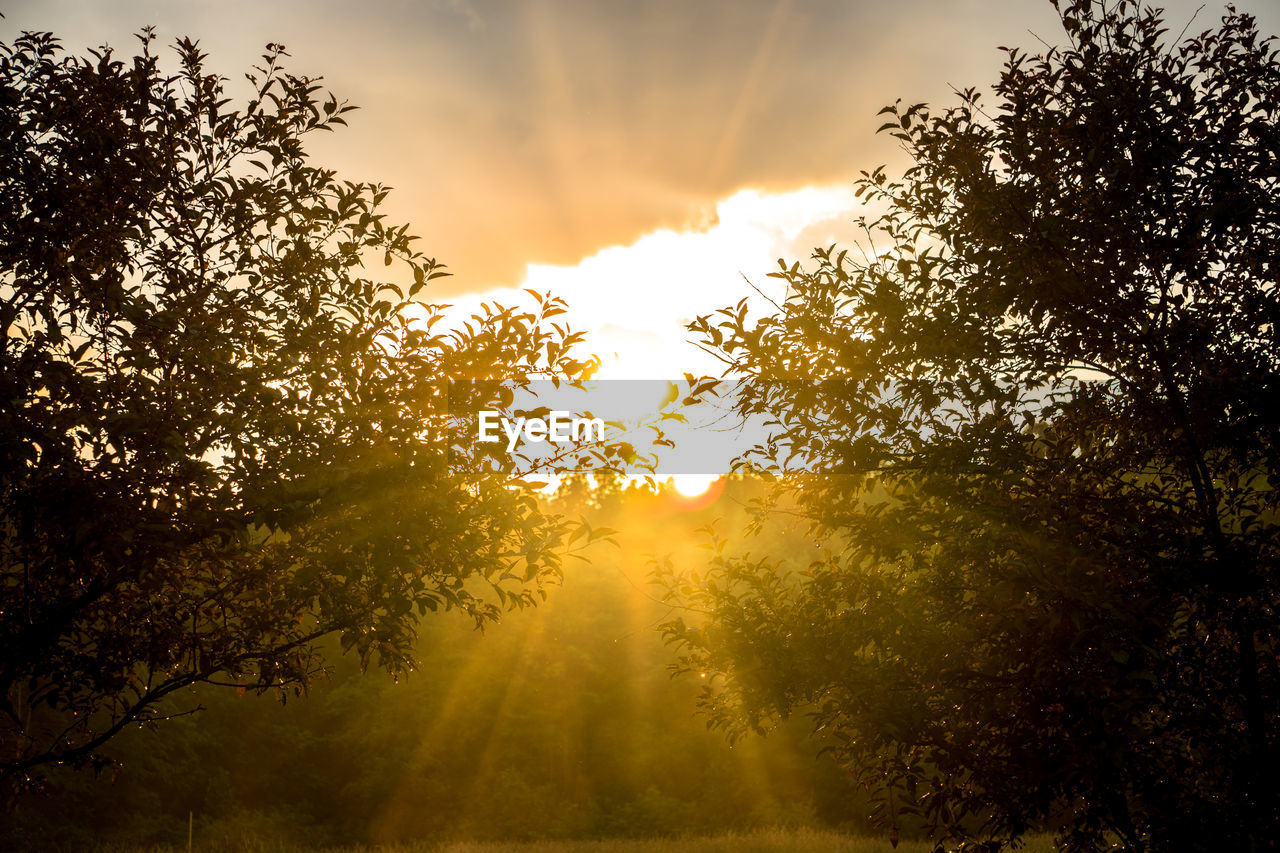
[665, 2, 1280, 850]
[0, 29, 597, 794]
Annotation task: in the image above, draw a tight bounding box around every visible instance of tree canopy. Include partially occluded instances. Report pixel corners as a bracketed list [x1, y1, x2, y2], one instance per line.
[667, 2, 1280, 850]
[0, 30, 597, 794]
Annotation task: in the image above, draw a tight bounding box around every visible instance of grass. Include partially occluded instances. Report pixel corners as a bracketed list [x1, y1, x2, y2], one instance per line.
[100, 828, 1060, 853]
[425, 830, 1060, 853]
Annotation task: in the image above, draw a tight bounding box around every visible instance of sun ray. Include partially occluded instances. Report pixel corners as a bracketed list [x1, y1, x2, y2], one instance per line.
[703, 0, 795, 187]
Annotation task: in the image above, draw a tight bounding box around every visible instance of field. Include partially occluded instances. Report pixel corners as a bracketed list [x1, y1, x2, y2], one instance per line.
[101, 829, 1060, 853]
[423, 832, 1059, 853]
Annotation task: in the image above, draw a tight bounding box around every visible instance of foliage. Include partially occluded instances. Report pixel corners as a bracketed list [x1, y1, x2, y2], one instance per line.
[0, 29, 598, 792]
[0, 479, 869, 849]
[667, 2, 1280, 850]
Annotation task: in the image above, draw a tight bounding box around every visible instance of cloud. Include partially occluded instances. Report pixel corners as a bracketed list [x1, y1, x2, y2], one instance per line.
[442, 184, 861, 377]
[7, 0, 1238, 299]
[440, 0, 486, 31]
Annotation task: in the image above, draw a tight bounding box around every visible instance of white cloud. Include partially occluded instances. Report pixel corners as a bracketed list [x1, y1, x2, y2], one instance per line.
[443, 184, 859, 378]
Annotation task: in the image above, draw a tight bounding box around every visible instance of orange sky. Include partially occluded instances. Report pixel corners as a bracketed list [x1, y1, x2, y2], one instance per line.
[6, 0, 1272, 373]
[0, 1, 1057, 286]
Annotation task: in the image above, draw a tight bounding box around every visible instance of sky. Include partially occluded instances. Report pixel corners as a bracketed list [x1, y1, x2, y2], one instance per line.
[6, 0, 1273, 378]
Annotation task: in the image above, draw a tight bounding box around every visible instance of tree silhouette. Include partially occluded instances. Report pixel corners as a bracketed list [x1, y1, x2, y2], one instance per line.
[667, 2, 1280, 849]
[0, 30, 596, 795]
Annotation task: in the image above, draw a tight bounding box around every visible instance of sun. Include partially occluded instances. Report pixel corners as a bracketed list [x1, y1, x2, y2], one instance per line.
[669, 474, 719, 499]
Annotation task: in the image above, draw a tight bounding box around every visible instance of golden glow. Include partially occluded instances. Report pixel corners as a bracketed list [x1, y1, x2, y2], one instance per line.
[668, 476, 726, 511]
[670, 474, 718, 499]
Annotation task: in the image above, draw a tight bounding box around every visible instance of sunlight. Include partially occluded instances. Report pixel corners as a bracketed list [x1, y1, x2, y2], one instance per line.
[440, 185, 860, 379]
[666, 475, 726, 512]
[669, 474, 718, 499]
[371, 593, 567, 842]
